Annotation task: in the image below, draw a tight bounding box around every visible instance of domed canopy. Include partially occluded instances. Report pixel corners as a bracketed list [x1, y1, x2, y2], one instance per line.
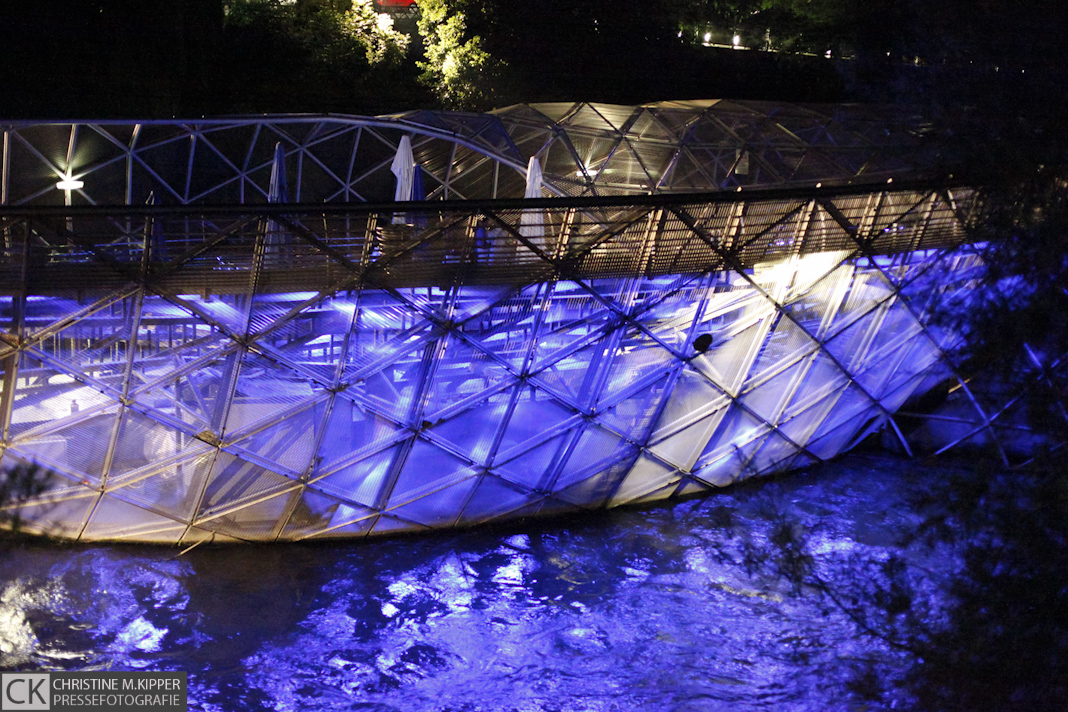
[1, 101, 939, 207]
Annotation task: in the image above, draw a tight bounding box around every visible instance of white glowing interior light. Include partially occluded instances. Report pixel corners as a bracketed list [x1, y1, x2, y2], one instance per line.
[732, 35, 741, 46]
[56, 177, 84, 190]
[703, 32, 712, 42]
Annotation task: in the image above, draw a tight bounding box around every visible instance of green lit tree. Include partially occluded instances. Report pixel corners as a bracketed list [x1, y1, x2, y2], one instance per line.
[340, 0, 410, 66]
[415, 0, 497, 109]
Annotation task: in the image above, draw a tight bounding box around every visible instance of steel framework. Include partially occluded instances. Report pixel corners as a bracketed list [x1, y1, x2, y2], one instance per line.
[0, 103, 1028, 542]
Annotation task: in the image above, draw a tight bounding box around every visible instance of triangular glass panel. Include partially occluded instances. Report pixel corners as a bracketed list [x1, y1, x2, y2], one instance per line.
[665, 148, 719, 191]
[675, 479, 711, 498]
[777, 407, 826, 450]
[198, 488, 299, 541]
[779, 261, 855, 341]
[820, 269, 896, 343]
[167, 287, 255, 342]
[106, 445, 215, 523]
[649, 406, 729, 472]
[695, 405, 771, 470]
[596, 330, 679, 407]
[305, 516, 376, 540]
[197, 450, 298, 518]
[609, 453, 679, 506]
[386, 439, 479, 509]
[427, 390, 512, 467]
[457, 282, 552, 373]
[875, 365, 944, 414]
[2, 491, 98, 540]
[13, 405, 120, 485]
[278, 487, 347, 539]
[779, 350, 849, 421]
[128, 345, 243, 436]
[494, 433, 570, 491]
[595, 374, 673, 441]
[553, 425, 636, 491]
[389, 285, 460, 324]
[312, 442, 404, 508]
[306, 491, 375, 530]
[105, 407, 210, 480]
[627, 109, 678, 142]
[804, 385, 879, 459]
[348, 367, 422, 424]
[531, 305, 616, 374]
[223, 348, 320, 436]
[741, 360, 807, 424]
[0, 449, 84, 500]
[302, 128, 359, 189]
[33, 293, 139, 383]
[370, 514, 429, 536]
[651, 367, 730, 441]
[80, 494, 186, 542]
[805, 415, 875, 461]
[452, 283, 529, 324]
[456, 475, 537, 525]
[229, 398, 326, 477]
[388, 476, 479, 528]
[552, 459, 633, 509]
[247, 289, 335, 352]
[745, 431, 801, 476]
[821, 306, 883, 372]
[494, 388, 579, 461]
[315, 394, 406, 474]
[882, 245, 972, 290]
[422, 334, 517, 420]
[692, 432, 767, 487]
[742, 314, 816, 388]
[186, 137, 242, 202]
[693, 317, 773, 397]
[6, 352, 117, 440]
[130, 294, 235, 390]
[342, 315, 436, 384]
[531, 335, 613, 408]
[852, 329, 928, 401]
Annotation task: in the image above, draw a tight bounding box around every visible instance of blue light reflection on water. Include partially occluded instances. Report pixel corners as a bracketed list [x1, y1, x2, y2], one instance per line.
[0, 455, 945, 711]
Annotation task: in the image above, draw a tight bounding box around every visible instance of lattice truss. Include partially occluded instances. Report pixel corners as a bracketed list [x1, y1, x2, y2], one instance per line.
[0, 183, 1016, 543]
[1, 101, 934, 208]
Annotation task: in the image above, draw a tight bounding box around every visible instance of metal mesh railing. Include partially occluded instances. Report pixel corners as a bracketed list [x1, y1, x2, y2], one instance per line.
[1, 185, 978, 295]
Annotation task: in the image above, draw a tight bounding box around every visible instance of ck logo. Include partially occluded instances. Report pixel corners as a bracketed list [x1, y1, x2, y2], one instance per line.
[1, 674, 50, 711]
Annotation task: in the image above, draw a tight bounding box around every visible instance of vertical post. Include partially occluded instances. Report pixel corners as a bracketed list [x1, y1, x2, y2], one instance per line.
[0, 221, 29, 442]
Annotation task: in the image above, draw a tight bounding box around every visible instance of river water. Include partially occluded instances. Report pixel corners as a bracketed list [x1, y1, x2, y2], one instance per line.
[0, 453, 958, 711]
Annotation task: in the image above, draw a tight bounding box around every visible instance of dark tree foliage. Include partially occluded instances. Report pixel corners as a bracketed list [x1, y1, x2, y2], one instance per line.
[0, 463, 53, 537]
[902, 457, 1068, 711]
[414, 0, 844, 108]
[217, 0, 430, 115]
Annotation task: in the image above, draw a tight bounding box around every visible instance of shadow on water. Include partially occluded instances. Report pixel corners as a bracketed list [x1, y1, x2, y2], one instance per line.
[0, 454, 950, 711]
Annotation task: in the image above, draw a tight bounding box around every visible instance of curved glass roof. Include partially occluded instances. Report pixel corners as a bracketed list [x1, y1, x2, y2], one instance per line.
[1, 100, 939, 208]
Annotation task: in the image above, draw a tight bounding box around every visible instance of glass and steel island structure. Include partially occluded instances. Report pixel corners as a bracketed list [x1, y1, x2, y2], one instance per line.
[0, 101, 987, 542]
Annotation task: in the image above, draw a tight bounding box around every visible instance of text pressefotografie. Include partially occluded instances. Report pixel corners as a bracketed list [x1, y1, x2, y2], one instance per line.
[52, 693, 183, 707]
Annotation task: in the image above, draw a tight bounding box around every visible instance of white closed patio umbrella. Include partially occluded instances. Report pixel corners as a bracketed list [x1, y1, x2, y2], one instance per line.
[265, 142, 288, 261]
[519, 156, 545, 248]
[391, 135, 415, 224]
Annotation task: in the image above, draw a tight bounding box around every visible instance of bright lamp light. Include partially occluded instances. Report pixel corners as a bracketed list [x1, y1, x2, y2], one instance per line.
[56, 177, 84, 190]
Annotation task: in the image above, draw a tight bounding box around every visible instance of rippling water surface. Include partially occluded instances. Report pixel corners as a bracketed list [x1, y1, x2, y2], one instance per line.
[0, 454, 952, 711]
